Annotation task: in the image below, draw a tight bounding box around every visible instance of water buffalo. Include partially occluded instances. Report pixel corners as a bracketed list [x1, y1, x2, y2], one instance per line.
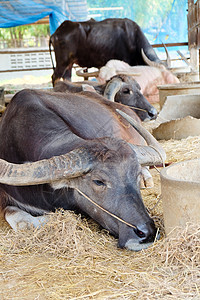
[0, 89, 165, 251]
[53, 74, 158, 121]
[97, 58, 179, 103]
[49, 18, 163, 85]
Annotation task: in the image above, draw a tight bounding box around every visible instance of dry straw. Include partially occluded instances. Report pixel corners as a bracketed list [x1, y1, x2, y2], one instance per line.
[0, 113, 200, 299]
[0, 211, 199, 299]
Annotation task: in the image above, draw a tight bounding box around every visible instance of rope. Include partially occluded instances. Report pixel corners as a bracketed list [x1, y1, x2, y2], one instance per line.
[75, 187, 137, 230]
[129, 106, 147, 112]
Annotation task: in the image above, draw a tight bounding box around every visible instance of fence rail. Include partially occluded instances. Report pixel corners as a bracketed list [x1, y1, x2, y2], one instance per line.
[0, 47, 54, 73]
[0, 42, 189, 74]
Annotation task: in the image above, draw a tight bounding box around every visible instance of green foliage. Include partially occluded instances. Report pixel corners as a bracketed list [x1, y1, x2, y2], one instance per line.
[27, 24, 50, 37]
[0, 24, 50, 48]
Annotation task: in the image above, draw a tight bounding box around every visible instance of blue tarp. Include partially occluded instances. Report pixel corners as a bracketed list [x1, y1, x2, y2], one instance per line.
[87, 0, 188, 45]
[0, 0, 88, 34]
[0, 0, 188, 45]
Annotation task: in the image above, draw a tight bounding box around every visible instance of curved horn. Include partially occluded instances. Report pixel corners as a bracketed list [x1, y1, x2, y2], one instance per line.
[0, 148, 94, 186]
[116, 109, 166, 166]
[103, 77, 125, 101]
[162, 43, 171, 68]
[76, 68, 100, 78]
[141, 49, 165, 70]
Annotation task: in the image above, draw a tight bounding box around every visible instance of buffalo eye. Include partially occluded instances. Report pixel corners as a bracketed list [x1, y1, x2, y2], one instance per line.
[93, 180, 106, 186]
[123, 88, 130, 94]
[123, 88, 133, 95]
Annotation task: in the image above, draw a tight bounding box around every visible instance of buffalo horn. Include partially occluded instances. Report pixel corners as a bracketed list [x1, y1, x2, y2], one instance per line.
[76, 69, 100, 78]
[162, 43, 171, 68]
[141, 48, 166, 70]
[103, 77, 125, 101]
[0, 148, 93, 186]
[116, 109, 166, 166]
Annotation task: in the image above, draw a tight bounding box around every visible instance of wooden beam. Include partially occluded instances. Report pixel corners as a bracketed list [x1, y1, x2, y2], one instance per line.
[152, 42, 188, 48]
[0, 49, 51, 54]
[0, 67, 53, 73]
[26, 16, 49, 26]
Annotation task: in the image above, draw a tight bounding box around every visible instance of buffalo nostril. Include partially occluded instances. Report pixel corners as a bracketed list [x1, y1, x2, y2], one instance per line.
[148, 108, 157, 119]
[134, 221, 157, 243]
[134, 228, 146, 238]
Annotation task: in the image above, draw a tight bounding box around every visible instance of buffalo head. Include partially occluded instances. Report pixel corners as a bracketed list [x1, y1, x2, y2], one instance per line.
[103, 75, 157, 121]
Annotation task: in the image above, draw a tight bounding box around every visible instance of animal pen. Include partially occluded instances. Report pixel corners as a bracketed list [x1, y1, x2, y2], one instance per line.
[0, 1, 199, 299]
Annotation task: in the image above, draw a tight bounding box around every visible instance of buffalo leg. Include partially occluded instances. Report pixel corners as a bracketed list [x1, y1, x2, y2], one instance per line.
[62, 68, 72, 81]
[4, 206, 47, 231]
[52, 63, 73, 86]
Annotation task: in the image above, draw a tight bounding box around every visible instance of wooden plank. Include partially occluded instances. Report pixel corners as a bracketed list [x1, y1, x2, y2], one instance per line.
[0, 43, 188, 55]
[27, 16, 49, 26]
[0, 42, 189, 74]
[0, 67, 53, 73]
[0, 48, 51, 54]
[152, 42, 188, 48]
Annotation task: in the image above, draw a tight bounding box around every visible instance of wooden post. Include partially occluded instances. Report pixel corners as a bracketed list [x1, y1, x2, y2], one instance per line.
[188, 0, 199, 72]
[188, 0, 194, 8]
[190, 47, 199, 72]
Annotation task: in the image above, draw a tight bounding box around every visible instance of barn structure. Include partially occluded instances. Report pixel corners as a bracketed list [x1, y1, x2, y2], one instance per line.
[0, 0, 193, 75]
[0, 1, 199, 299]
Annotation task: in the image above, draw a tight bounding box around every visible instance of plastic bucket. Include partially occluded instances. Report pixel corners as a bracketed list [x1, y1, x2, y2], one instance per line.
[158, 81, 200, 108]
[160, 159, 200, 235]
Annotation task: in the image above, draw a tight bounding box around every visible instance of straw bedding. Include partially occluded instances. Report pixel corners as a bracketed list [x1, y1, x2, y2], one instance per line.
[0, 119, 200, 299]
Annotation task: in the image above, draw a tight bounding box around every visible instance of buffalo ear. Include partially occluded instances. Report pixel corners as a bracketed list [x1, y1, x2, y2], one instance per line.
[135, 80, 141, 91]
[116, 109, 166, 166]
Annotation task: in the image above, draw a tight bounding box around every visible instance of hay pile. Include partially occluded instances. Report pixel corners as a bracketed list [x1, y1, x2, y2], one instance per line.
[0, 127, 200, 299]
[162, 135, 200, 163]
[0, 211, 199, 299]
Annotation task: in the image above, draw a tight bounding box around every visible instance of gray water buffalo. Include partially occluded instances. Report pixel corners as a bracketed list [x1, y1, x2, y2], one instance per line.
[49, 18, 164, 85]
[97, 59, 179, 103]
[0, 89, 165, 251]
[53, 74, 157, 121]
